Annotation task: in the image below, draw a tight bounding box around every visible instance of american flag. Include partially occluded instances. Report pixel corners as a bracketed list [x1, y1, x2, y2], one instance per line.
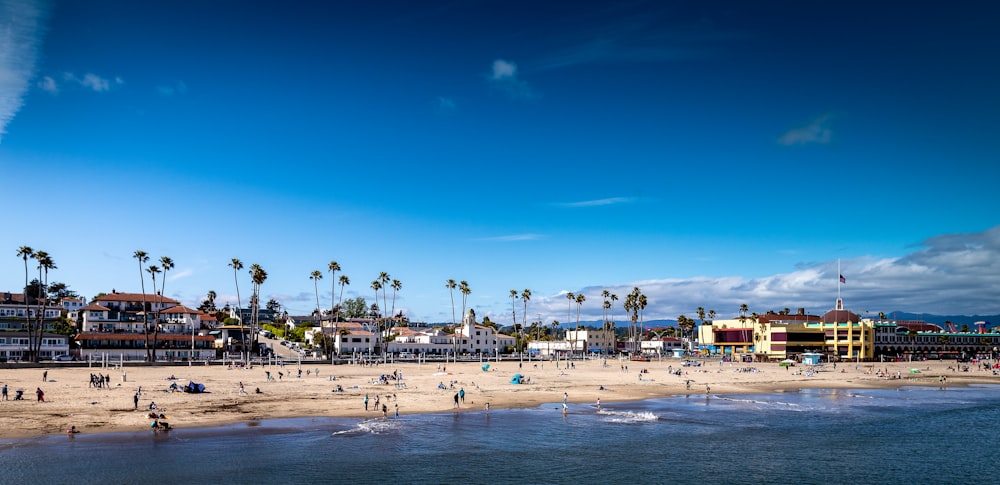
[839, 274, 846, 284]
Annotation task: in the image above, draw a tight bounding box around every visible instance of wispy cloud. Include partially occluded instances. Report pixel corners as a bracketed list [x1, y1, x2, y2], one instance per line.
[434, 96, 456, 114]
[62, 72, 123, 92]
[554, 197, 636, 208]
[487, 59, 538, 100]
[777, 114, 834, 146]
[475, 234, 545, 242]
[38, 75, 57, 94]
[0, 0, 47, 141]
[156, 80, 187, 96]
[168, 269, 193, 281]
[527, 225, 1000, 320]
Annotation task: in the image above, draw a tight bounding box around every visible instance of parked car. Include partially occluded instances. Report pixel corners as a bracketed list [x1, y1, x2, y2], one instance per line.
[53, 354, 75, 361]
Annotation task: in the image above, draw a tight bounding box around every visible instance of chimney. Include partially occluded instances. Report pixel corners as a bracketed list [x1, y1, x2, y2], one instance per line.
[798, 308, 805, 315]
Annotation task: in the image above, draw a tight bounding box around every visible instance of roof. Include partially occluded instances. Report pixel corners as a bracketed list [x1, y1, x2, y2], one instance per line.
[160, 305, 199, 314]
[94, 292, 180, 305]
[75, 333, 215, 342]
[822, 309, 860, 323]
[82, 303, 111, 312]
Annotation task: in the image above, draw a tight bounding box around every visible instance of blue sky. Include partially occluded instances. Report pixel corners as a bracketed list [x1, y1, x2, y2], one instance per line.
[2, 0, 999, 323]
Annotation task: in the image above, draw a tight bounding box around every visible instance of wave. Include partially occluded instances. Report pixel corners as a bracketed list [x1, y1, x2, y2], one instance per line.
[598, 409, 660, 424]
[332, 418, 400, 436]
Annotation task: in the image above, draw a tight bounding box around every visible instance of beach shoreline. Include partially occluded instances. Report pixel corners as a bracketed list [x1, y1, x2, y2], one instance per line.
[0, 358, 993, 439]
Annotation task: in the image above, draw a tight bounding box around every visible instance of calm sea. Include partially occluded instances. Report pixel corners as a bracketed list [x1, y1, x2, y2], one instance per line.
[3, 385, 999, 484]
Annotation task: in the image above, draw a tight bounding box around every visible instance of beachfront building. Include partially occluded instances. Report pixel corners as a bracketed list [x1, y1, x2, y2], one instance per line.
[387, 326, 453, 355]
[0, 332, 71, 361]
[640, 337, 685, 356]
[0, 292, 62, 331]
[526, 339, 571, 358]
[75, 290, 214, 361]
[564, 328, 616, 355]
[698, 302, 875, 361]
[874, 320, 1000, 360]
[452, 309, 511, 356]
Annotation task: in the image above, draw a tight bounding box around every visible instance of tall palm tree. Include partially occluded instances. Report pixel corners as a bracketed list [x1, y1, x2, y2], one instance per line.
[390, 279, 402, 323]
[565, 292, 575, 328]
[132, 250, 150, 339]
[446, 277, 457, 322]
[146, 264, 161, 361]
[229, 258, 244, 323]
[509, 289, 518, 326]
[379, 272, 391, 330]
[310, 270, 323, 318]
[338, 275, 350, 312]
[17, 246, 33, 358]
[33, 251, 55, 361]
[151, 256, 174, 361]
[520, 289, 532, 329]
[250, 264, 268, 353]
[574, 293, 586, 355]
[327, 261, 340, 316]
[459, 280, 471, 351]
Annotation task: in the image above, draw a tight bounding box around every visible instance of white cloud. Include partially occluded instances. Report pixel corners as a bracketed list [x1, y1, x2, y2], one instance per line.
[555, 197, 636, 208]
[487, 58, 537, 100]
[778, 114, 833, 146]
[38, 75, 57, 94]
[59, 72, 123, 92]
[168, 269, 193, 281]
[0, 0, 47, 141]
[527, 225, 1000, 321]
[491, 59, 517, 80]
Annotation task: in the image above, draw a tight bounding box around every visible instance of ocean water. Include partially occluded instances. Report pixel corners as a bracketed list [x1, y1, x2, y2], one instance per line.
[3, 385, 1000, 484]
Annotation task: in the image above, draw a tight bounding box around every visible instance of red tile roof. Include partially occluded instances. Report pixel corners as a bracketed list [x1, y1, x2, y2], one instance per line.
[161, 305, 199, 314]
[95, 292, 180, 304]
[82, 303, 111, 312]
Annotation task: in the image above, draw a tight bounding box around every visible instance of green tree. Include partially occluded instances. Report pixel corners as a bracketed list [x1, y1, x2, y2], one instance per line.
[250, 264, 268, 352]
[338, 275, 351, 317]
[566, 292, 575, 327]
[17, 247, 34, 349]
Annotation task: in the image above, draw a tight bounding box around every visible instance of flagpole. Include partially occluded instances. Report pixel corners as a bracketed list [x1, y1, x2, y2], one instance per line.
[837, 259, 841, 302]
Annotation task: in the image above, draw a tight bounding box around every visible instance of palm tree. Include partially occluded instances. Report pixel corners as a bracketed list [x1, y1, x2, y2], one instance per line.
[132, 250, 150, 349]
[624, 287, 645, 355]
[574, 293, 586, 355]
[445, 279, 457, 321]
[17, 246, 33, 358]
[520, 289, 532, 328]
[151, 256, 174, 361]
[338, 275, 350, 314]
[146, 264, 161, 360]
[32, 251, 55, 361]
[250, 264, 268, 353]
[229, 258, 244, 323]
[310, 270, 323, 318]
[390, 279, 402, 325]
[509, 289, 518, 326]
[379, 272, 391, 332]
[459, 281, 471, 351]
[566, 292, 575, 328]
[327, 261, 340, 315]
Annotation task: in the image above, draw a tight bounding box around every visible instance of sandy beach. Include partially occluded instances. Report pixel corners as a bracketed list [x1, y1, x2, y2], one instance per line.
[0, 357, 994, 439]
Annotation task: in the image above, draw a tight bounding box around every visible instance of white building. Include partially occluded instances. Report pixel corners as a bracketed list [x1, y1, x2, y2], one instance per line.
[564, 328, 616, 354]
[0, 332, 71, 361]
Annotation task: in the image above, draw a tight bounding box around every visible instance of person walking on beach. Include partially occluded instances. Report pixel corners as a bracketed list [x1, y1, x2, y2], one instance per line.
[364, 394, 369, 411]
[36, 387, 44, 402]
[133, 393, 139, 410]
[43, 370, 47, 382]
[459, 387, 465, 404]
[1, 384, 7, 401]
[454, 392, 460, 409]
